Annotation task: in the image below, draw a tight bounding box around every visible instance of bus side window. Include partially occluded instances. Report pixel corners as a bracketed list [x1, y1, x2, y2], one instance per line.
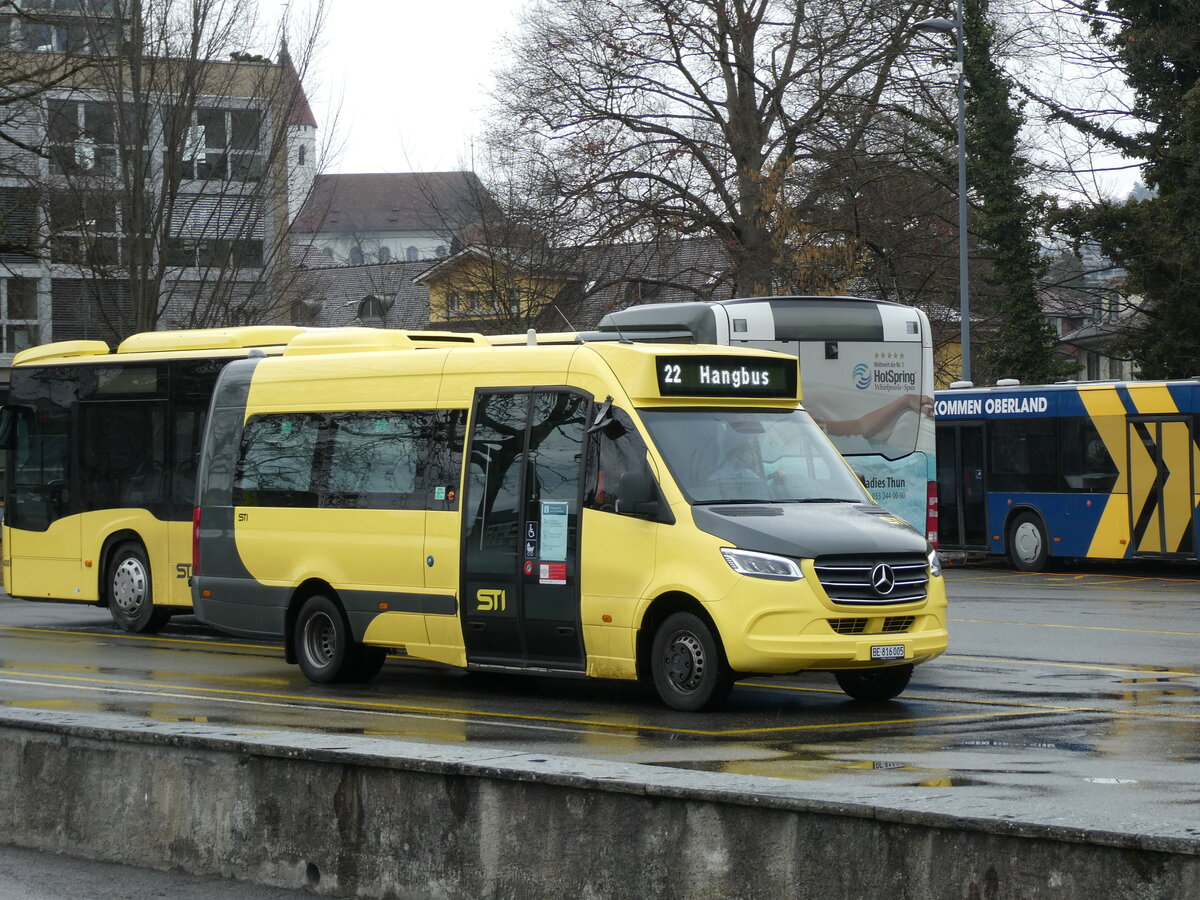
[584, 406, 655, 515]
[324, 412, 421, 509]
[1061, 417, 1118, 492]
[234, 414, 322, 507]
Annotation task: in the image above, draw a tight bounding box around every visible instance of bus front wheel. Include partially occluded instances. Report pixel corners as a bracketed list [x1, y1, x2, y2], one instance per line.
[108, 542, 171, 633]
[835, 663, 913, 701]
[650, 612, 734, 711]
[1007, 512, 1049, 572]
[294, 595, 386, 684]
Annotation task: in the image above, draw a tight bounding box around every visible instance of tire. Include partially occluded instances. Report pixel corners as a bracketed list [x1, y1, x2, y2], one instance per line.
[650, 612, 734, 711]
[294, 594, 385, 684]
[107, 542, 171, 633]
[1007, 511, 1049, 572]
[835, 663, 913, 701]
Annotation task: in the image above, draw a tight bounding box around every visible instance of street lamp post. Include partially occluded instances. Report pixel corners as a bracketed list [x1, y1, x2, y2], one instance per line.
[917, 2, 970, 383]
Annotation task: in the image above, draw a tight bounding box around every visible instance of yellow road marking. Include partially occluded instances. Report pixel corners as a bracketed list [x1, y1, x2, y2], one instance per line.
[944, 653, 1200, 677]
[0, 624, 280, 653]
[3, 665, 1199, 739]
[950, 617, 1200, 638]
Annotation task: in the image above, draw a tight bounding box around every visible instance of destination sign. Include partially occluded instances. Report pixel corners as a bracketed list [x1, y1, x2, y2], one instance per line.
[656, 355, 797, 398]
[935, 394, 1052, 418]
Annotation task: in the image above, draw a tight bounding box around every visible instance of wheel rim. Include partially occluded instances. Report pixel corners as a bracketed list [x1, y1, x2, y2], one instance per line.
[663, 630, 706, 693]
[1013, 521, 1042, 564]
[111, 557, 148, 615]
[303, 611, 337, 668]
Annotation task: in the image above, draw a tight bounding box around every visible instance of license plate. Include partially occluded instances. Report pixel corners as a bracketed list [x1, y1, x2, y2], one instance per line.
[870, 644, 906, 661]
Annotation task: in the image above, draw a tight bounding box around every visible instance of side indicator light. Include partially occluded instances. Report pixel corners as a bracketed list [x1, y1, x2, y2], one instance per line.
[602, 614, 613, 623]
[379, 602, 389, 611]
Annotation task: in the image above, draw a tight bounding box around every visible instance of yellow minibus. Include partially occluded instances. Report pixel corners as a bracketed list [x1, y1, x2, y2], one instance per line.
[192, 331, 947, 709]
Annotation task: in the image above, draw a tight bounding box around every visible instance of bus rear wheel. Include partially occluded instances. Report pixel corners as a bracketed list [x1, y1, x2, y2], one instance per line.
[650, 612, 734, 711]
[295, 594, 386, 684]
[835, 663, 913, 701]
[108, 542, 171, 633]
[1007, 512, 1049, 572]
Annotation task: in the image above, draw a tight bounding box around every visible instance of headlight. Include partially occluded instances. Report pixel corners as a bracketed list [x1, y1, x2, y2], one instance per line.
[721, 548, 804, 580]
[928, 548, 943, 578]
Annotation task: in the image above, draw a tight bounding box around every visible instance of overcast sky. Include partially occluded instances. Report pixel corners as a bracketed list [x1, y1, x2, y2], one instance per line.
[272, 1, 1140, 197]
[291, 1, 526, 175]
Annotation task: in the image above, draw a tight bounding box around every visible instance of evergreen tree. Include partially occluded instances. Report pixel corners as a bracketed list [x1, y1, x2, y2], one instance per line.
[1055, 1, 1200, 378]
[962, 0, 1067, 383]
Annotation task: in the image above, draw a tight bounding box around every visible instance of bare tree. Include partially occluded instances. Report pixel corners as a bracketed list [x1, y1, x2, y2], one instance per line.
[412, 135, 736, 334]
[492, 0, 940, 297]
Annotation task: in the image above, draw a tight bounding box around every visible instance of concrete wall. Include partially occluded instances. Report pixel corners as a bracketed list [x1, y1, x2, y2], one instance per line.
[1, 708, 1197, 899]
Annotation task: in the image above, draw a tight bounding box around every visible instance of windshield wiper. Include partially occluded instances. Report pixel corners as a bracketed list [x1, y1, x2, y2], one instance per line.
[793, 497, 860, 503]
[694, 498, 773, 505]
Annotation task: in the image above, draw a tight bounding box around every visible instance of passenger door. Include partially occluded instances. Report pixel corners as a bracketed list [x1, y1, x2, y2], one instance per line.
[935, 422, 988, 549]
[1127, 417, 1195, 557]
[461, 390, 587, 669]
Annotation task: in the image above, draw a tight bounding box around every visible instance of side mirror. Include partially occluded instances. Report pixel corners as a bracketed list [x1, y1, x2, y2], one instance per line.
[616, 471, 659, 518]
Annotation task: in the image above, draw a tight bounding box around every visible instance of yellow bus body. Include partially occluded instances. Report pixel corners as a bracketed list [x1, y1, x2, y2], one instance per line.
[194, 337, 947, 705]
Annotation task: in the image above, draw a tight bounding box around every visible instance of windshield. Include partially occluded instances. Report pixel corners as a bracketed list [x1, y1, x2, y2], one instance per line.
[639, 407, 872, 505]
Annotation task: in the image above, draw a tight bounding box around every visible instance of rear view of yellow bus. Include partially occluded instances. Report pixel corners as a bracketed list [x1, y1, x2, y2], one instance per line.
[192, 332, 947, 710]
[0, 326, 307, 632]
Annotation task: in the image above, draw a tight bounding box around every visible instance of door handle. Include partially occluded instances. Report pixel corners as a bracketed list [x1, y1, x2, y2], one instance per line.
[468, 622, 485, 631]
[555, 626, 575, 637]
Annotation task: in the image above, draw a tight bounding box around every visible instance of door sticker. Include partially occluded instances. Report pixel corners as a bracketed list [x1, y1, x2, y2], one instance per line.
[540, 501, 569, 561]
[539, 562, 567, 585]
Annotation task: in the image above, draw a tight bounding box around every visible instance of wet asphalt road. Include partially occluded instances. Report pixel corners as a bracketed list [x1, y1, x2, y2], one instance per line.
[1, 562, 1198, 843]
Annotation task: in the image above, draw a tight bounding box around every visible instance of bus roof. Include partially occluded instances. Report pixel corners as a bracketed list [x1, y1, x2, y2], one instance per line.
[12, 326, 490, 367]
[248, 337, 803, 406]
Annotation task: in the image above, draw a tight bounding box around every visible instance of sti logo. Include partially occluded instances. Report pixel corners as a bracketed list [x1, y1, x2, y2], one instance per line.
[853, 363, 872, 390]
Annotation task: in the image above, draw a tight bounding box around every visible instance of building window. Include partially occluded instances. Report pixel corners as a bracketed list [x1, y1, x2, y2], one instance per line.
[0, 187, 39, 261]
[48, 190, 121, 266]
[162, 238, 263, 269]
[297, 144, 306, 167]
[378, 246, 391, 263]
[406, 245, 419, 262]
[168, 106, 263, 182]
[435, 245, 447, 258]
[47, 100, 117, 175]
[349, 246, 364, 265]
[1, 277, 39, 352]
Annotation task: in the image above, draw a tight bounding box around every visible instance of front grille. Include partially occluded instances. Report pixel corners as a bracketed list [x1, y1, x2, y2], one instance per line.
[814, 554, 929, 605]
[882, 616, 916, 633]
[826, 615, 916, 635]
[829, 618, 868, 634]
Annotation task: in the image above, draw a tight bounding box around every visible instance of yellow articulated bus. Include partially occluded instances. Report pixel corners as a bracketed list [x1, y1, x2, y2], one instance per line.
[192, 330, 947, 710]
[0, 326, 485, 632]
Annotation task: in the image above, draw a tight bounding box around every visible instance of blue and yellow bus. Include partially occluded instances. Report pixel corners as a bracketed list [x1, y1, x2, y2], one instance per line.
[934, 380, 1199, 570]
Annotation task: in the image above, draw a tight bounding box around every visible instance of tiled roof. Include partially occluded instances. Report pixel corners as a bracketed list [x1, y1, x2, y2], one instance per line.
[292, 237, 734, 332]
[293, 260, 434, 329]
[292, 172, 484, 235]
[279, 43, 317, 128]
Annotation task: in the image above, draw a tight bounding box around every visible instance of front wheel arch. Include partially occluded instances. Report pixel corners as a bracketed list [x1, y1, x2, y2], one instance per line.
[636, 592, 715, 682]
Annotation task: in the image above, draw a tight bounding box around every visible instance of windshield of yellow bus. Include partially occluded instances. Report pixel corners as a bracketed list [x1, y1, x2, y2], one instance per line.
[640, 407, 872, 504]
